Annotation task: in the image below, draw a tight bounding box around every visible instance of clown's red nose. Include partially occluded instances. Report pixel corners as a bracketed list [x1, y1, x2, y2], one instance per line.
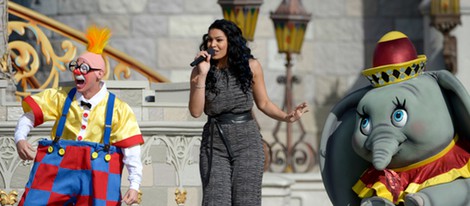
[73, 68, 81, 75]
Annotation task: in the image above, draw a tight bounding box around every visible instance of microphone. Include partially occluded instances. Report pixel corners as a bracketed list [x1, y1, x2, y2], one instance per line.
[190, 48, 215, 67]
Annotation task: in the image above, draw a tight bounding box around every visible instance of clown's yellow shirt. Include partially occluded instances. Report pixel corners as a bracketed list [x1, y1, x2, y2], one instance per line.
[22, 87, 143, 148]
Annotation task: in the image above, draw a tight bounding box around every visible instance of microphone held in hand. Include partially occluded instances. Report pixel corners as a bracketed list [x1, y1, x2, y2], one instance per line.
[190, 48, 215, 67]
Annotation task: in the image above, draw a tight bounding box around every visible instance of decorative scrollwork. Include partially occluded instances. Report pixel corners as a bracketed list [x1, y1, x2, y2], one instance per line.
[6, 2, 170, 100]
[136, 190, 143, 204]
[0, 136, 41, 206]
[154, 135, 201, 177]
[268, 139, 316, 173]
[291, 140, 316, 172]
[0, 136, 23, 190]
[0, 190, 18, 206]
[174, 188, 187, 205]
[0, 52, 13, 80]
[268, 140, 288, 172]
[269, 51, 316, 173]
[8, 21, 77, 92]
[262, 139, 272, 171]
[269, 118, 315, 173]
[141, 136, 155, 165]
[114, 62, 132, 80]
[153, 135, 201, 206]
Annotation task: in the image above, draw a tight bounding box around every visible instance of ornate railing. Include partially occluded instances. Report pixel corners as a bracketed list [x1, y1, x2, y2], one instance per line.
[266, 54, 316, 173]
[7, 1, 169, 98]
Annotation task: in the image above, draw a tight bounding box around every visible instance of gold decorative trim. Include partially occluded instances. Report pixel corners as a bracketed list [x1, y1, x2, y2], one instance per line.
[175, 188, 187, 205]
[137, 190, 143, 204]
[8, 21, 77, 89]
[0, 190, 18, 206]
[7, 2, 169, 98]
[0, 52, 12, 80]
[362, 55, 427, 88]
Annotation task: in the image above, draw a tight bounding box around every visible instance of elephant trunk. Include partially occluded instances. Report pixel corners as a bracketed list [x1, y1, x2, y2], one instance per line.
[366, 132, 400, 171]
[372, 140, 398, 170]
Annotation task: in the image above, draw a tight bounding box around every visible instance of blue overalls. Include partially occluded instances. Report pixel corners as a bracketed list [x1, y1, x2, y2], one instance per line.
[19, 88, 124, 206]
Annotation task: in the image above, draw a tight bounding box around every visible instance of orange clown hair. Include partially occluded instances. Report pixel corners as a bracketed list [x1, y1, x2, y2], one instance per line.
[85, 25, 111, 54]
[77, 25, 112, 71]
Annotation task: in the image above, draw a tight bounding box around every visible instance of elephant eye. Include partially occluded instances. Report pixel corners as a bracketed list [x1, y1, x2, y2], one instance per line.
[391, 109, 408, 127]
[360, 117, 371, 135]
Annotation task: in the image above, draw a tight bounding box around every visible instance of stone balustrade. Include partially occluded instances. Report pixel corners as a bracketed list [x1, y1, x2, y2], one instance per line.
[0, 79, 330, 206]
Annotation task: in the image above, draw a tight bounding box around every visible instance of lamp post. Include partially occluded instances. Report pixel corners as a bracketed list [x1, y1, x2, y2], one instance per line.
[217, 0, 263, 41]
[270, 0, 313, 173]
[430, 0, 461, 74]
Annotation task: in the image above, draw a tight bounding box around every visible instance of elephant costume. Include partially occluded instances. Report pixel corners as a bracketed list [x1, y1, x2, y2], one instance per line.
[319, 31, 470, 206]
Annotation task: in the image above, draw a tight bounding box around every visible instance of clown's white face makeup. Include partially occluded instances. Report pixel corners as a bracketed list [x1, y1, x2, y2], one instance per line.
[73, 58, 103, 99]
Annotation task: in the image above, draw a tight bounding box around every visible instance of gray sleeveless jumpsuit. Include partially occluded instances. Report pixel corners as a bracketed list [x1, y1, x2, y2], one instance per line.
[200, 69, 265, 206]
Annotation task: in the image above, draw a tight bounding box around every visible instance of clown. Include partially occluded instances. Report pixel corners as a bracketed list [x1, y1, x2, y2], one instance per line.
[320, 31, 470, 206]
[15, 25, 144, 205]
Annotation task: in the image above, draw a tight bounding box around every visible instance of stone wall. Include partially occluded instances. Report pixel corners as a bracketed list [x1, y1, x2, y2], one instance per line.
[16, 0, 318, 163]
[6, 0, 470, 205]
[0, 80, 331, 206]
[0, 79, 205, 206]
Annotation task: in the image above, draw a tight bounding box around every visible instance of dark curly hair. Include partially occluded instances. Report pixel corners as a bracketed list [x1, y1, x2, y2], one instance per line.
[199, 19, 254, 94]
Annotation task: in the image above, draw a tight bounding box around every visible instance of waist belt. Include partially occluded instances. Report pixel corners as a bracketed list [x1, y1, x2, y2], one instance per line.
[205, 111, 253, 186]
[209, 112, 254, 124]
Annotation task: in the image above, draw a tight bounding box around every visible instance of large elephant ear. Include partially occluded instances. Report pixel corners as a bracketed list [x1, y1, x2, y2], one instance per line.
[434, 70, 470, 138]
[319, 86, 372, 206]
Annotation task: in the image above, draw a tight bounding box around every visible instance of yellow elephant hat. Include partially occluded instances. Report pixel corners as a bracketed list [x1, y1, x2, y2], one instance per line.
[362, 31, 427, 87]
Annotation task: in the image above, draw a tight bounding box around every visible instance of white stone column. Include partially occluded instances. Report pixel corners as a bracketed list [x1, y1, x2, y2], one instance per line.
[420, 0, 470, 90]
[0, 0, 16, 103]
[0, 0, 6, 55]
[454, 1, 470, 90]
[419, 0, 446, 72]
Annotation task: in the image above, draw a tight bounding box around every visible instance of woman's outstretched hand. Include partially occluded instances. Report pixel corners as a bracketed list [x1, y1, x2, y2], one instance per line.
[285, 102, 309, 123]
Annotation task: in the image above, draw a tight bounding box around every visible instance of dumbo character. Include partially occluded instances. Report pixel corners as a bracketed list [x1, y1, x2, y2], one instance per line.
[319, 31, 470, 206]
